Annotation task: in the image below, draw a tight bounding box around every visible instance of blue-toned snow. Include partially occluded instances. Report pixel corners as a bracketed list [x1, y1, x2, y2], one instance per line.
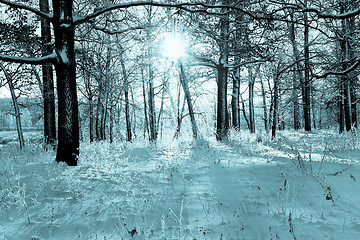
[0, 130, 359, 239]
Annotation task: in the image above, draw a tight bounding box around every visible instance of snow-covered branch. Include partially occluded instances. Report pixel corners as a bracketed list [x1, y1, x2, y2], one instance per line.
[0, 0, 52, 21]
[0, 52, 57, 65]
[269, 0, 360, 19]
[74, 1, 255, 25]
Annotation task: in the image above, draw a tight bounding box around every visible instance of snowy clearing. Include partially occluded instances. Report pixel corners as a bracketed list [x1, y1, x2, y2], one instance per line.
[0, 130, 360, 239]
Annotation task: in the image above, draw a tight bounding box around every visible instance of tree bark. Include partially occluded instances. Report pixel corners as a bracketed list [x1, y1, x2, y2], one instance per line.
[120, 57, 132, 142]
[260, 78, 269, 132]
[231, 68, 240, 130]
[216, 3, 230, 140]
[304, 0, 312, 132]
[52, 0, 79, 166]
[0, 64, 25, 149]
[271, 75, 279, 140]
[40, 0, 56, 147]
[179, 62, 199, 139]
[248, 68, 255, 133]
[148, 66, 157, 141]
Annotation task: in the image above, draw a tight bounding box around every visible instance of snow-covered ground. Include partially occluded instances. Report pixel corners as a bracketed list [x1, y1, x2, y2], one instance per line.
[0, 130, 359, 239]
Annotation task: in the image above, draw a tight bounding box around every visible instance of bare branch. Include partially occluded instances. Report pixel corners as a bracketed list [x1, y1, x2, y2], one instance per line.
[269, 0, 360, 19]
[190, 54, 217, 67]
[91, 23, 146, 35]
[315, 58, 360, 78]
[74, 1, 256, 25]
[0, 0, 52, 21]
[0, 52, 57, 65]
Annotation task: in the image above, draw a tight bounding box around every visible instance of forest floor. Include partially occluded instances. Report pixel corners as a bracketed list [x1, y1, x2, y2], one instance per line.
[0, 129, 359, 239]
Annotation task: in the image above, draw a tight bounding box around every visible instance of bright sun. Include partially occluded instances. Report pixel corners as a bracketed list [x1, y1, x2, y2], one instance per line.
[162, 33, 186, 60]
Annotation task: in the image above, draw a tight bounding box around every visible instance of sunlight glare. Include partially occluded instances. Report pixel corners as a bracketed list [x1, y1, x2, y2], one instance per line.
[162, 33, 186, 60]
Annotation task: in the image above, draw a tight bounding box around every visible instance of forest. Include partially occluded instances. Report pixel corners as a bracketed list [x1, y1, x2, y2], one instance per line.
[0, 0, 360, 239]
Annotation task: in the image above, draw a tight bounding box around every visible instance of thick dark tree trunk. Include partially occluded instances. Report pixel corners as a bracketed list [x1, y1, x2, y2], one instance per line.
[40, 0, 56, 147]
[339, 1, 353, 131]
[216, 3, 229, 140]
[216, 63, 229, 140]
[53, 0, 79, 166]
[288, 11, 303, 130]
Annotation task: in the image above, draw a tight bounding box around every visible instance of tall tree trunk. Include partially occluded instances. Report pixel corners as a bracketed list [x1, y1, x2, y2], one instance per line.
[109, 106, 114, 143]
[339, 85, 345, 133]
[120, 57, 132, 142]
[231, 68, 240, 130]
[216, 3, 230, 140]
[53, 0, 79, 166]
[148, 66, 157, 141]
[240, 92, 250, 129]
[272, 75, 279, 140]
[40, 0, 56, 147]
[260, 78, 269, 132]
[288, 10, 303, 130]
[0, 64, 25, 149]
[95, 84, 103, 141]
[248, 68, 255, 133]
[340, 1, 353, 131]
[179, 63, 199, 139]
[292, 68, 301, 130]
[141, 68, 149, 139]
[304, 0, 312, 132]
[89, 96, 95, 142]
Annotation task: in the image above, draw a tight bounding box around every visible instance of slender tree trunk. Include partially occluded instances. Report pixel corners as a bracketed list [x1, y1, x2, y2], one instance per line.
[53, 0, 79, 166]
[231, 68, 240, 130]
[148, 66, 157, 141]
[174, 96, 186, 139]
[248, 68, 255, 133]
[240, 92, 250, 129]
[156, 84, 165, 139]
[292, 68, 301, 130]
[179, 62, 199, 139]
[0, 64, 25, 149]
[89, 96, 95, 142]
[120, 57, 132, 142]
[339, 85, 345, 133]
[272, 75, 279, 140]
[109, 106, 113, 143]
[304, 0, 312, 132]
[95, 86, 103, 141]
[40, 0, 56, 147]
[260, 78, 269, 132]
[141, 68, 149, 139]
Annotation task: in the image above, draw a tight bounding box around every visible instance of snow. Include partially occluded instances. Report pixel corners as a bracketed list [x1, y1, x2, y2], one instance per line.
[0, 130, 359, 239]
